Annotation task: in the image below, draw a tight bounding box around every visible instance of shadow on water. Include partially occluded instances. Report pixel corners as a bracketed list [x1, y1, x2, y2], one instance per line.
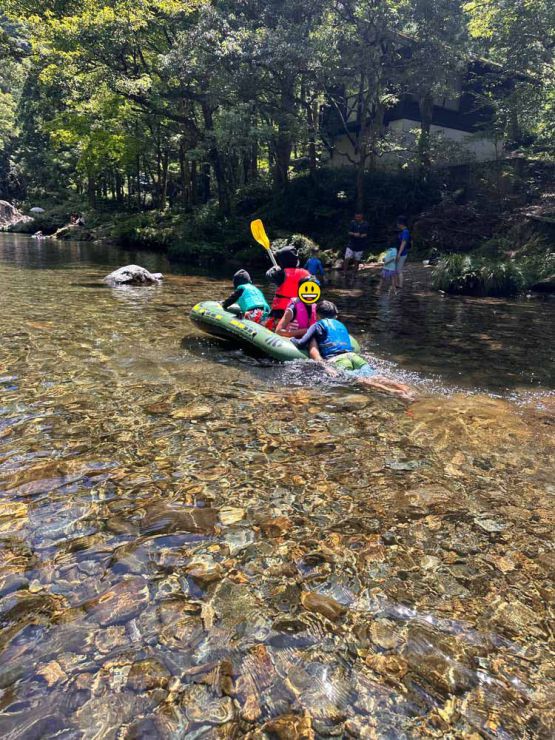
[325, 266, 554, 394]
[0, 233, 553, 738]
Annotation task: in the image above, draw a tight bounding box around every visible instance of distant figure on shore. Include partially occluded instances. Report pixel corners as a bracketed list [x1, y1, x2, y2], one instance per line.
[379, 244, 398, 294]
[304, 246, 325, 283]
[395, 215, 411, 288]
[344, 213, 369, 275]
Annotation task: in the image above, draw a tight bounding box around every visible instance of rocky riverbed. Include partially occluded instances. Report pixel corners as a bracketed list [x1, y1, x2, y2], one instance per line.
[0, 234, 553, 738]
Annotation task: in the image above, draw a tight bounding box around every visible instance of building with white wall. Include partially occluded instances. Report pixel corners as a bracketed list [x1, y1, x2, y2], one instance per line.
[325, 60, 506, 170]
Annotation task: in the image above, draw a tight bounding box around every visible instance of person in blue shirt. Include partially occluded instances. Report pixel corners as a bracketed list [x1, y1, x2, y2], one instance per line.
[221, 269, 270, 324]
[395, 216, 411, 288]
[291, 301, 414, 399]
[304, 247, 325, 282]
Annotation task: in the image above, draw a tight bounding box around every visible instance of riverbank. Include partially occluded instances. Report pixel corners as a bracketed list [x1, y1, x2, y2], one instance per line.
[7, 162, 554, 293]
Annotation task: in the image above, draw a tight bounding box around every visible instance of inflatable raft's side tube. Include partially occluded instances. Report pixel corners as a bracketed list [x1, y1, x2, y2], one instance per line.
[191, 301, 307, 361]
[190, 301, 360, 362]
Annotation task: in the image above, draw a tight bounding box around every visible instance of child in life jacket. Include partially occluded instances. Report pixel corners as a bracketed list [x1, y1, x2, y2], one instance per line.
[222, 269, 270, 324]
[291, 301, 414, 400]
[275, 277, 319, 338]
[265, 245, 310, 331]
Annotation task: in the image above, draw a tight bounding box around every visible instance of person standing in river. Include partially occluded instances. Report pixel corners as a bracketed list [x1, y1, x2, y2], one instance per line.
[394, 215, 411, 289]
[344, 213, 369, 275]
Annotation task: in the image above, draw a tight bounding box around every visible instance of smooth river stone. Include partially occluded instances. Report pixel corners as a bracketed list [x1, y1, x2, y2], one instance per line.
[218, 506, 245, 525]
[141, 504, 218, 535]
[86, 576, 150, 627]
[172, 404, 213, 420]
[262, 712, 315, 740]
[300, 592, 347, 622]
[127, 658, 170, 691]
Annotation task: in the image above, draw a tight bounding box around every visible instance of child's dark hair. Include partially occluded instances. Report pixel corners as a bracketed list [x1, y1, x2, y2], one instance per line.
[233, 269, 251, 287]
[317, 300, 338, 318]
[397, 215, 408, 226]
[311, 246, 319, 254]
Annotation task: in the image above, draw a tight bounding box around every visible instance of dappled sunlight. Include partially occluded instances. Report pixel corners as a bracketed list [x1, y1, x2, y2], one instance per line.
[0, 236, 553, 737]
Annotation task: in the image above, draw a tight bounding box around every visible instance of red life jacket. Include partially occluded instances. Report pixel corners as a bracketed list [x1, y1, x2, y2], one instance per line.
[272, 268, 310, 311]
[287, 298, 317, 331]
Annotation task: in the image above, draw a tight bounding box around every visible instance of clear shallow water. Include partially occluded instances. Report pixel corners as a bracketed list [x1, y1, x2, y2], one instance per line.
[0, 233, 553, 738]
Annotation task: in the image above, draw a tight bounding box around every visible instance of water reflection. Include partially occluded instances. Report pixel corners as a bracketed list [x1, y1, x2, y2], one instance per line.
[0, 234, 553, 738]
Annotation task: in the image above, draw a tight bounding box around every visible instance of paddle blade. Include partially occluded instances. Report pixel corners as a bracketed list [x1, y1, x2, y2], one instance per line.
[250, 219, 270, 250]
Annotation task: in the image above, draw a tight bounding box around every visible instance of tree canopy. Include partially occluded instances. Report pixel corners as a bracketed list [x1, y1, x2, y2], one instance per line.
[1, 0, 553, 210]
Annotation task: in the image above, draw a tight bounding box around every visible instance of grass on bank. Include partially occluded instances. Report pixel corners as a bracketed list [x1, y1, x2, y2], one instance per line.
[432, 251, 554, 296]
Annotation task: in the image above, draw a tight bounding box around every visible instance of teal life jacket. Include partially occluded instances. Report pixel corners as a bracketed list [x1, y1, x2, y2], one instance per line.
[318, 318, 353, 358]
[237, 283, 270, 315]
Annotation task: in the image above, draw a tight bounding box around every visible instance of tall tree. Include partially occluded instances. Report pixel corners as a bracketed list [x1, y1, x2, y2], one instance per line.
[319, 0, 402, 210]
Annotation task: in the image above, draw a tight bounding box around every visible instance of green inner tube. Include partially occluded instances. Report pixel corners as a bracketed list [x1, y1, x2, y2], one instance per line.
[190, 301, 360, 362]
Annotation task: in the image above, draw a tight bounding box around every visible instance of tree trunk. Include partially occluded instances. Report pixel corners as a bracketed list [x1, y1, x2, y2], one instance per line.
[201, 102, 230, 214]
[250, 140, 258, 180]
[355, 154, 366, 212]
[136, 155, 141, 209]
[307, 99, 319, 178]
[273, 124, 293, 190]
[160, 148, 169, 209]
[354, 72, 372, 212]
[201, 163, 211, 203]
[191, 161, 198, 205]
[418, 93, 434, 179]
[273, 80, 295, 190]
[179, 144, 189, 208]
[87, 170, 96, 208]
[115, 172, 124, 205]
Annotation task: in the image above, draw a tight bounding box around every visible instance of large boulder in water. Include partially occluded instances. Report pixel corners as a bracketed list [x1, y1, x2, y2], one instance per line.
[53, 224, 94, 241]
[105, 264, 163, 286]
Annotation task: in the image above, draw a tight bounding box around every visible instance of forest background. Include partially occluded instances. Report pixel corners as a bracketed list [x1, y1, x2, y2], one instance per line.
[0, 0, 554, 292]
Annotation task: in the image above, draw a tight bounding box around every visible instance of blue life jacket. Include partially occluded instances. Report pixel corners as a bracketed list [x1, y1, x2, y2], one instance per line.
[237, 283, 270, 315]
[318, 318, 353, 358]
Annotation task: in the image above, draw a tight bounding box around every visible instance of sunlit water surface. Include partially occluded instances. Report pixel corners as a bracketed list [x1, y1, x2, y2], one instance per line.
[0, 234, 553, 739]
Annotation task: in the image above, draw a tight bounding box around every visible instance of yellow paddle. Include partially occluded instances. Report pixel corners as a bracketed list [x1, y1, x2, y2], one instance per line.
[250, 219, 278, 267]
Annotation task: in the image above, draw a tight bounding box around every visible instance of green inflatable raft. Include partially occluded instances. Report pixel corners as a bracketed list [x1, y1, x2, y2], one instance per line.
[190, 301, 359, 362]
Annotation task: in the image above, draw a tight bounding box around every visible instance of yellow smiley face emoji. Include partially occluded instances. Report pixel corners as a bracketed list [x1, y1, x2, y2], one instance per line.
[298, 279, 321, 304]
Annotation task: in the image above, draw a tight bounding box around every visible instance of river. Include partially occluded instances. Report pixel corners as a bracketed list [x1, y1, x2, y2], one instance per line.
[0, 233, 553, 738]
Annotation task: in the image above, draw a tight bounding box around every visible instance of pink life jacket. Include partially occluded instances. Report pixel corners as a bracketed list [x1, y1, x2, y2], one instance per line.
[287, 298, 317, 332]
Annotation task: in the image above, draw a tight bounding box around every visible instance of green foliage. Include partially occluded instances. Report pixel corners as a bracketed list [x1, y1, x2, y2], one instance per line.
[259, 168, 441, 248]
[0, 0, 552, 253]
[167, 239, 224, 266]
[432, 254, 526, 295]
[431, 251, 554, 296]
[519, 251, 555, 286]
